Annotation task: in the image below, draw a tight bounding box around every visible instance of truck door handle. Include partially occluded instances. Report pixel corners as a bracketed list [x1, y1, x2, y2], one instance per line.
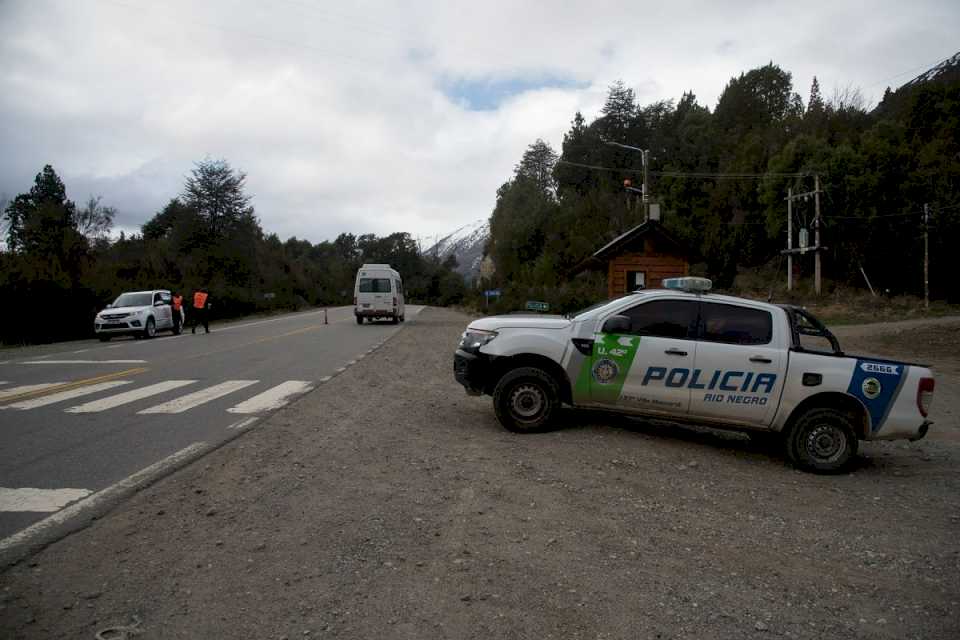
[749, 356, 772, 364]
[664, 348, 687, 356]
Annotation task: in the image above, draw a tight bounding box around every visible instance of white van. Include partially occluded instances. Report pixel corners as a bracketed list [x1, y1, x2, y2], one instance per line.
[354, 264, 405, 324]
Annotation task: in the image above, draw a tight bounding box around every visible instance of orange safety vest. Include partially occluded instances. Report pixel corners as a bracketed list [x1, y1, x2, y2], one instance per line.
[172, 295, 182, 310]
[193, 291, 208, 309]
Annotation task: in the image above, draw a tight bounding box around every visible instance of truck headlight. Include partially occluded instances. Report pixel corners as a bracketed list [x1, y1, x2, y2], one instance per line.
[459, 329, 498, 353]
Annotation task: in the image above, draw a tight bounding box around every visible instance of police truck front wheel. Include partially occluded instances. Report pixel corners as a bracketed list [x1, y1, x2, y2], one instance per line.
[786, 408, 858, 474]
[493, 367, 560, 433]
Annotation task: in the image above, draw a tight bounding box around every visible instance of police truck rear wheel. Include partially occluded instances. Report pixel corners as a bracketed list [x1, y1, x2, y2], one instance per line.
[787, 408, 858, 474]
[493, 367, 560, 433]
[356, 316, 363, 325]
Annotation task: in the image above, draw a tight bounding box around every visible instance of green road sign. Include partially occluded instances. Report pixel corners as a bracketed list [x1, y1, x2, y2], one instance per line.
[525, 300, 550, 312]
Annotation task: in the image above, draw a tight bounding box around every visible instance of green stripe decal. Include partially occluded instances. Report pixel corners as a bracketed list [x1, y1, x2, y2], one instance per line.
[575, 334, 641, 404]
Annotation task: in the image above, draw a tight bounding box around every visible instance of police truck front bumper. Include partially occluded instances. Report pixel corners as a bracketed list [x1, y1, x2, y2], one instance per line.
[454, 349, 490, 396]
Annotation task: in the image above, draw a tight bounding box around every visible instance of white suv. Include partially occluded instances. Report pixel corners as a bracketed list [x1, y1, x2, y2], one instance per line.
[94, 290, 178, 341]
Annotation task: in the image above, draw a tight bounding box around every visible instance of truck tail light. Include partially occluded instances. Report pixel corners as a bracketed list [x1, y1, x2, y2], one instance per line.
[393, 296, 397, 307]
[917, 377, 935, 417]
[353, 296, 357, 306]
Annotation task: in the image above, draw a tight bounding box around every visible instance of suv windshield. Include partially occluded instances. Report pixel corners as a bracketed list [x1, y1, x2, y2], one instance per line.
[359, 278, 392, 293]
[113, 293, 153, 307]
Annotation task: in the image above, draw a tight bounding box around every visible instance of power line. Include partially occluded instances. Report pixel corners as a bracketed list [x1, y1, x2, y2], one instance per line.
[830, 201, 960, 220]
[555, 160, 808, 179]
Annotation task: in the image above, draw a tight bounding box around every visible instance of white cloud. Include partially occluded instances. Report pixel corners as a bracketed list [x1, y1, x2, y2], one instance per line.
[1, 0, 957, 243]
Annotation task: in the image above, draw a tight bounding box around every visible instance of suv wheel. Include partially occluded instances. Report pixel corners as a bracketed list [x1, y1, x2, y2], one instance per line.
[356, 315, 363, 325]
[786, 408, 858, 473]
[493, 367, 560, 433]
[144, 317, 156, 339]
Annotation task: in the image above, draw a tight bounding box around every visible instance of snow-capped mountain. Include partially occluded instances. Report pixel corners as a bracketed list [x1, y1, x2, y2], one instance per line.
[425, 219, 489, 281]
[902, 51, 960, 88]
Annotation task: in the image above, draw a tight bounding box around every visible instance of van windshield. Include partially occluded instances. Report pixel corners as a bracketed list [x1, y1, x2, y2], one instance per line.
[359, 278, 392, 293]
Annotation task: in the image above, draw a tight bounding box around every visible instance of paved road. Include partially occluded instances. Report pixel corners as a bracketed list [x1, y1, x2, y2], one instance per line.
[0, 305, 423, 540]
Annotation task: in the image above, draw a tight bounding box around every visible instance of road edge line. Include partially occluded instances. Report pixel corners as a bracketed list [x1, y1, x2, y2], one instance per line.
[0, 441, 208, 569]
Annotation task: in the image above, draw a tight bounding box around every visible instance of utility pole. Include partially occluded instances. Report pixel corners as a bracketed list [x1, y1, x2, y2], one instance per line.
[641, 149, 650, 221]
[814, 174, 822, 296]
[924, 203, 930, 311]
[787, 188, 793, 291]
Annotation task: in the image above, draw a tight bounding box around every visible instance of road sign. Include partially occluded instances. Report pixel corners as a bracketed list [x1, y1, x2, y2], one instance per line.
[484, 289, 501, 298]
[525, 300, 550, 312]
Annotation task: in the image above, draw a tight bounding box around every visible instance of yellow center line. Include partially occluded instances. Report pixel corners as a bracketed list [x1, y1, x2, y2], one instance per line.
[184, 324, 324, 360]
[0, 367, 149, 404]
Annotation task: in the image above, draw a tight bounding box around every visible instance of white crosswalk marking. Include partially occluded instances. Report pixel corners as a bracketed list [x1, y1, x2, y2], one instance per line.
[227, 381, 313, 414]
[65, 380, 197, 413]
[0, 487, 92, 512]
[139, 380, 258, 414]
[0, 383, 65, 401]
[0, 380, 133, 410]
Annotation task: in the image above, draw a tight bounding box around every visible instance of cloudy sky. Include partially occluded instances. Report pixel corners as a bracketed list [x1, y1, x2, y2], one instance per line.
[1, 0, 958, 246]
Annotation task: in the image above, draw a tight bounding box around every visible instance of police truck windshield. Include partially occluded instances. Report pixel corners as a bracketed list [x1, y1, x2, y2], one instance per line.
[359, 278, 391, 293]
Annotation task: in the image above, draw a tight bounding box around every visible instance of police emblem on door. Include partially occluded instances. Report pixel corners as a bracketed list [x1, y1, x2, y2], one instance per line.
[592, 358, 619, 384]
[861, 377, 882, 400]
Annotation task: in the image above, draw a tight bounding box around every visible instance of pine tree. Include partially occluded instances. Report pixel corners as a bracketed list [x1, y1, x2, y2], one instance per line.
[808, 76, 825, 113]
[515, 139, 559, 196]
[182, 158, 253, 235]
[601, 80, 637, 131]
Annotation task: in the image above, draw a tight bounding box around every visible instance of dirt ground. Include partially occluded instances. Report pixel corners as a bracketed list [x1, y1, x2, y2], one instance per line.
[1, 308, 958, 639]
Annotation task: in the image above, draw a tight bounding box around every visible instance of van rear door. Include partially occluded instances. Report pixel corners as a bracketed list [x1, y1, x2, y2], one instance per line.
[358, 276, 392, 312]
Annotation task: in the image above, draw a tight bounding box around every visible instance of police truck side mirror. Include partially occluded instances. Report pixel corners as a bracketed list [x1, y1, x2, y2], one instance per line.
[601, 315, 631, 334]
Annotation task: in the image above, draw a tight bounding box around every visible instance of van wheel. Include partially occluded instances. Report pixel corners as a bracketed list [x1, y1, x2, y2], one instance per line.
[399, 315, 405, 323]
[391, 315, 399, 324]
[355, 316, 363, 325]
[786, 408, 858, 474]
[143, 317, 156, 339]
[493, 367, 560, 433]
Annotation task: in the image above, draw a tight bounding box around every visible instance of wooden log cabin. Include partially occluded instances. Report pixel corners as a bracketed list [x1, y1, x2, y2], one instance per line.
[591, 221, 690, 298]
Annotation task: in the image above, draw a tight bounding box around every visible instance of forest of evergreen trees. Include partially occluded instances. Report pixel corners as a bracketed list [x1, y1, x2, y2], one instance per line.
[486, 61, 960, 312]
[0, 160, 465, 344]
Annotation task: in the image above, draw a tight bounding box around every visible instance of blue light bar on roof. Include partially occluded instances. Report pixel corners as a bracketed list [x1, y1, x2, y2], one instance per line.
[662, 277, 712, 293]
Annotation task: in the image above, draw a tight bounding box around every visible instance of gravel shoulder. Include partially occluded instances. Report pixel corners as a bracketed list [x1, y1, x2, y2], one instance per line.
[1, 308, 958, 639]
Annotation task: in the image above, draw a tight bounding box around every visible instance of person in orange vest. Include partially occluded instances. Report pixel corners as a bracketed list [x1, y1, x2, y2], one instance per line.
[191, 288, 211, 334]
[171, 292, 185, 334]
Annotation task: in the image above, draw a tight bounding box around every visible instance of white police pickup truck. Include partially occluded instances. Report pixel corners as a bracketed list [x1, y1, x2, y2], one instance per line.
[454, 278, 935, 473]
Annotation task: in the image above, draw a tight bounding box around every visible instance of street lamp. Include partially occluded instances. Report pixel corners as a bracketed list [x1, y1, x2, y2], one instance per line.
[604, 140, 650, 215]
